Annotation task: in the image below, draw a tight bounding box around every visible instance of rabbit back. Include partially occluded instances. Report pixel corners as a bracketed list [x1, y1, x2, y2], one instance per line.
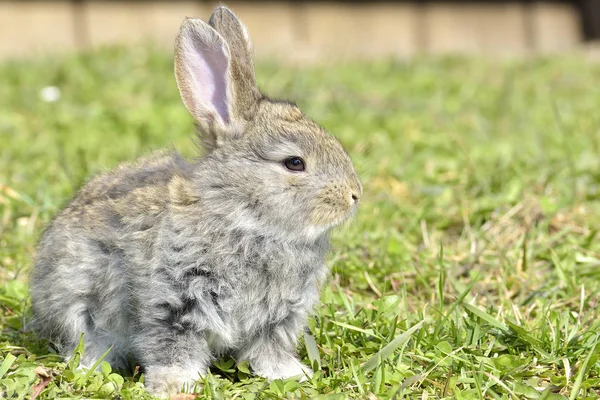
[29, 151, 189, 367]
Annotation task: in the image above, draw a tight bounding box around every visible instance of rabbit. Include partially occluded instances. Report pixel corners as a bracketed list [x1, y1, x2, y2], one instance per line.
[29, 5, 361, 398]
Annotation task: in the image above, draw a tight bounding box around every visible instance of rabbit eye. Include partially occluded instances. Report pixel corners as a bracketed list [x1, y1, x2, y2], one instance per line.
[284, 157, 305, 172]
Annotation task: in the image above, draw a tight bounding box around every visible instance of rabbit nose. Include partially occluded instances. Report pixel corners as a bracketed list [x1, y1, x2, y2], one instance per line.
[350, 178, 362, 204]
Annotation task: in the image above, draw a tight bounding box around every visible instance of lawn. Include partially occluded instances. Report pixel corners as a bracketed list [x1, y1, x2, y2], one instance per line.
[1, 47, 600, 399]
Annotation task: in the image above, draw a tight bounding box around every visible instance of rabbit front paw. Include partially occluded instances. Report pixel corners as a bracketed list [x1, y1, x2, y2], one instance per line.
[144, 365, 204, 398]
[252, 356, 313, 382]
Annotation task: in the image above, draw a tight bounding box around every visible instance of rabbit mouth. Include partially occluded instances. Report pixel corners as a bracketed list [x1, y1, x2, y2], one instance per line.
[309, 202, 358, 231]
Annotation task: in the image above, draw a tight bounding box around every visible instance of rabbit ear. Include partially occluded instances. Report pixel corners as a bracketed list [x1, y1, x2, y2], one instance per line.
[175, 18, 239, 149]
[208, 6, 261, 121]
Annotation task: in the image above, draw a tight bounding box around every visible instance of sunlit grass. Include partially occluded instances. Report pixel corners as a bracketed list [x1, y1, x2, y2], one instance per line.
[1, 47, 600, 399]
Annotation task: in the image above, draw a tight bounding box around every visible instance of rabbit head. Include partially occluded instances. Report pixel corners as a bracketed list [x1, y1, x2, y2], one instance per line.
[175, 7, 361, 242]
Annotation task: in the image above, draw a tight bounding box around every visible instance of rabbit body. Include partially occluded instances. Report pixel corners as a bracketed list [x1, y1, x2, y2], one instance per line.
[32, 151, 328, 393]
[30, 5, 361, 397]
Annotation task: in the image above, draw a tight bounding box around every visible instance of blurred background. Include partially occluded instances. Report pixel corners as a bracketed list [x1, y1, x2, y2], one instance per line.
[2, 0, 600, 61]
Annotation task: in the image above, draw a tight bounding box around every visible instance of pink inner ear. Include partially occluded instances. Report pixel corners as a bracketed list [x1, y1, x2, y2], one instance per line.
[182, 33, 230, 124]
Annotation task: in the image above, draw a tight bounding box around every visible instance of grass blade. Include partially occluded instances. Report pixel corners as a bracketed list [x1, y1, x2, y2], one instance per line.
[463, 303, 508, 332]
[303, 330, 322, 370]
[84, 345, 114, 381]
[0, 353, 16, 379]
[569, 336, 599, 400]
[330, 321, 380, 338]
[361, 320, 425, 373]
[438, 242, 446, 310]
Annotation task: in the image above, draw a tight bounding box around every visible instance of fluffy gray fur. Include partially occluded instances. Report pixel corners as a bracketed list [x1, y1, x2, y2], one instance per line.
[30, 5, 361, 397]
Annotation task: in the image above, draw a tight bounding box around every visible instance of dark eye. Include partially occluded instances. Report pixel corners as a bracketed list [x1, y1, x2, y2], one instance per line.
[284, 157, 305, 172]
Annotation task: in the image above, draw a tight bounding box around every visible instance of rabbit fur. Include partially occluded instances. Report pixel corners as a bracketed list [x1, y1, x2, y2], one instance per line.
[30, 5, 361, 397]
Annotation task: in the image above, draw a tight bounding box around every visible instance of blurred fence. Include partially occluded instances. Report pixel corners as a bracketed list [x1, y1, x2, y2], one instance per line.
[0, 1, 596, 61]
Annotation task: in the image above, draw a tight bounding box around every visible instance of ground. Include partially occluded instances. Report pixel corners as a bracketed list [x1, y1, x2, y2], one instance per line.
[1, 47, 600, 399]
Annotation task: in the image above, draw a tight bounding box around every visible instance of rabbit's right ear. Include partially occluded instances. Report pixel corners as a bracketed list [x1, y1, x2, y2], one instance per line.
[175, 18, 242, 150]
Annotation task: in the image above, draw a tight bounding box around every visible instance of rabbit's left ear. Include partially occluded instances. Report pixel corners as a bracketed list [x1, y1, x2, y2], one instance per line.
[208, 6, 261, 121]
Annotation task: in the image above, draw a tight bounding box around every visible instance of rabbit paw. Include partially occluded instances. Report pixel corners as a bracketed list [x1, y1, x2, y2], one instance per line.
[252, 357, 313, 382]
[144, 365, 204, 398]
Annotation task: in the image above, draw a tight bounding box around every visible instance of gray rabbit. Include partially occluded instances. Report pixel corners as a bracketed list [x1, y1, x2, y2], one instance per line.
[30, 5, 361, 397]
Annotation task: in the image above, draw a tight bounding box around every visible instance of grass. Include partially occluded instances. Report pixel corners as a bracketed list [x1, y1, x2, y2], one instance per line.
[1, 46, 600, 399]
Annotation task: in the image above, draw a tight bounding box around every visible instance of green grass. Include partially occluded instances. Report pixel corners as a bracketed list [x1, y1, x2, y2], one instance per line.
[1, 46, 600, 399]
